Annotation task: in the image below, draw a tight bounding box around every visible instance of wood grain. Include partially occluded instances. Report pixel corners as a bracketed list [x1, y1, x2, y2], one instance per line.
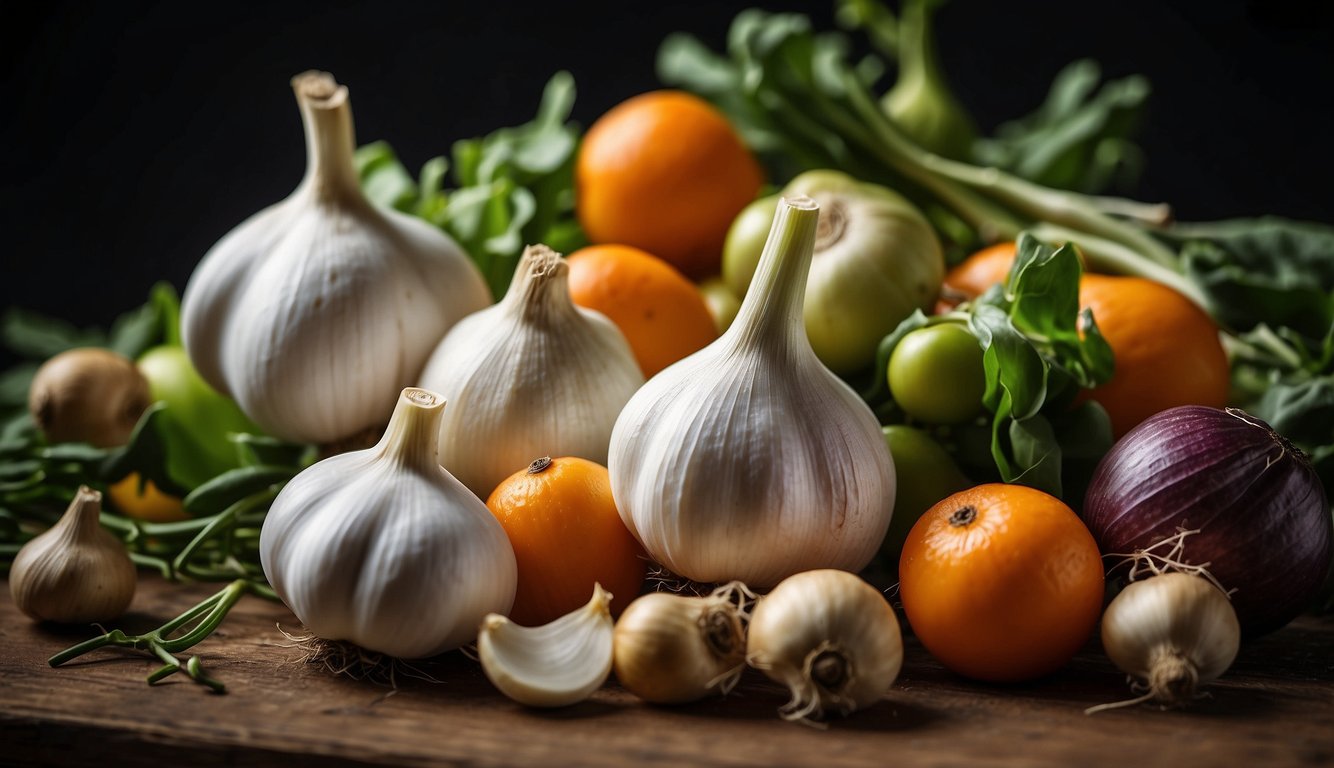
[2, 577, 1331, 768]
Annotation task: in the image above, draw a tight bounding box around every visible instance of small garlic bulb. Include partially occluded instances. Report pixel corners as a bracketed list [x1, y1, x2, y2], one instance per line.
[259, 388, 516, 658]
[609, 196, 895, 587]
[10, 486, 137, 624]
[478, 584, 615, 707]
[181, 71, 490, 445]
[1094, 572, 1240, 711]
[419, 244, 643, 496]
[746, 569, 903, 723]
[612, 582, 750, 704]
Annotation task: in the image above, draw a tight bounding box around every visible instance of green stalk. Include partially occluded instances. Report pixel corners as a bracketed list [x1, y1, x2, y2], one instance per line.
[839, 70, 1023, 240]
[49, 579, 257, 692]
[840, 68, 1180, 268]
[1029, 223, 1209, 308]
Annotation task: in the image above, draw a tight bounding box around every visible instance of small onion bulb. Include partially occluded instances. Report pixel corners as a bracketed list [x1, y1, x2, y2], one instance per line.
[746, 569, 902, 723]
[612, 583, 751, 704]
[1092, 572, 1241, 713]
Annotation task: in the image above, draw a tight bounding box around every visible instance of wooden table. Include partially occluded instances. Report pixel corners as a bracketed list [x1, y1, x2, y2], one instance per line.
[2, 576, 1331, 767]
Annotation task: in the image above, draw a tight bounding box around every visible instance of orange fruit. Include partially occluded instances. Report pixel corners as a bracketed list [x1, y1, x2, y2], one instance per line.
[944, 242, 1018, 299]
[576, 90, 764, 279]
[899, 483, 1104, 682]
[486, 456, 646, 626]
[566, 244, 718, 378]
[107, 472, 188, 523]
[1079, 275, 1229, 438]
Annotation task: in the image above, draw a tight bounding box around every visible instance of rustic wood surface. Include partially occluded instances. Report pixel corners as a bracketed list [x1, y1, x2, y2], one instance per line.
[2, 576, 1331, 768]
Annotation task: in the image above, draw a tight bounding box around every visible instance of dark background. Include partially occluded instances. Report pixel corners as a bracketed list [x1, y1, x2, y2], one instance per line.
[3, 0, 1332, 351]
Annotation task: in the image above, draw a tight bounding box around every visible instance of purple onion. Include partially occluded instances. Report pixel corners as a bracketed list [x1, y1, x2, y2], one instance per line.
[1083, 405, 1331, 637]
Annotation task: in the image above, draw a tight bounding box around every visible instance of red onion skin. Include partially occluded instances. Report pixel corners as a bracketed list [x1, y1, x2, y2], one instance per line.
[1083, 406, 1331, 638]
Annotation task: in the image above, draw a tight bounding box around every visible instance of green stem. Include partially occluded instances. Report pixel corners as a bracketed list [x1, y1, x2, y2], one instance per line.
[49, 579, 256, 692]
[839, 70, 1022, 240]
[1029, 223, 1209, 309]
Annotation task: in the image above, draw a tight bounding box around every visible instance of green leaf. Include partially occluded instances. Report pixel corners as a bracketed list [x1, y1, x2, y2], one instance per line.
[356, 140, 419, 211]
[0, 363, 38, 408]
[1173, 217, 1334, 342]
[100, 404, 188, 497]
[183, 465, 295, 517]
[2, 308, 107, 360]
[228, 433, 313, 470]
[972, 60, 1149, 193]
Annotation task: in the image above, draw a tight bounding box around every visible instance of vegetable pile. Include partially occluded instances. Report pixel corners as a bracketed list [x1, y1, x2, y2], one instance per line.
[3, 0, 1333, 723]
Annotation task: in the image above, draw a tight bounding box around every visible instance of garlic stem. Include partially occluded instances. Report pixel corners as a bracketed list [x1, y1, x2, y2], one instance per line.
[726, 196, 820, 351]
[374, 388, 447, 472]
[293, 71, 361, 204]
[502, 244, 571, 323]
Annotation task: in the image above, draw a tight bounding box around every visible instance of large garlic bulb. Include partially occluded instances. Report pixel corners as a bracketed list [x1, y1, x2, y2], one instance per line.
[609, 197, 896, 588]
[259, 388, 517, 658]
[418, 244, 644, 497]
[181, 71, 490, 445]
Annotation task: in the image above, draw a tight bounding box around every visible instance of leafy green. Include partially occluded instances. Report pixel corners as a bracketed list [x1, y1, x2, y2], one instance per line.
[973, 60, 1149, 194]
[355, 71, 585, 299]
[1169, 217, 1334, 340]
[863, 234, 1113, 498]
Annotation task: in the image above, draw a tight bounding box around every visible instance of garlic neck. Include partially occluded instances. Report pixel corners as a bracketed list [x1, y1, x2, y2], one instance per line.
[292, 71, 362, 205]
[56, 486, 105, 544]
[375, 389, 448, 473]
[726, 196, 820, 353]
[502, 245, 576, 325]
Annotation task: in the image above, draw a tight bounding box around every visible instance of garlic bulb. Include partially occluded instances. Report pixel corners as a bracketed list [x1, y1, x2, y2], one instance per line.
[10, 486, 137, 624]
[609, 196, 896, 587]
[259, 388, 516, 658]
[612, 582, 750, 704]
[478, 584, 614, 707]
[181, 71, 490, 445]
[746, 569, 903, 722]
[1092, 572, 1240, 712]
[419, 245, 643, 496]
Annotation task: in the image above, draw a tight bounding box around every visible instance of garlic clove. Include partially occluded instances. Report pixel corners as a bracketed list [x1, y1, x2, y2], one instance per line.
[10, 486, 137, 624]
[478, 584, 615, 707]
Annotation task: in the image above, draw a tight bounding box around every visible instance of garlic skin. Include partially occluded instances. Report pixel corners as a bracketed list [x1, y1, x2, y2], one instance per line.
[609, 196, 895, 587]
[746, 569, 903, 722]
[1097, 572, 1240, 709]
[10, 487, 137, 624]
[478, 584, 614, 707]
[612, 583, 750, 704]
[259, 388, 516, 658]
[181, 72, 490, 445]
[419, 245, 643, 496]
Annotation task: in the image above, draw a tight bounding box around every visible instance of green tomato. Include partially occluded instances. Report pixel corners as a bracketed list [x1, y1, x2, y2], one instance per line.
[721, 194, 781, 301]
[697, 277, 742, 334]
[137, 346, 261, 489]
[888, 323, 986, 425]
[880, 425, 971, 569]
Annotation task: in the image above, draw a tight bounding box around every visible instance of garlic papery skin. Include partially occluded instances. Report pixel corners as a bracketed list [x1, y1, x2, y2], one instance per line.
[746, 569, 903, 723]
[478, 584, 614, 707]
[612, 582, 750, 704]
[609, 196, 896, 588]
[419, 244, 644, 497]
[181, 71, 490, 445]
[10, 486, 136, 624]
[1094, 572, 1240, 711]
[259, 388, 516, 658]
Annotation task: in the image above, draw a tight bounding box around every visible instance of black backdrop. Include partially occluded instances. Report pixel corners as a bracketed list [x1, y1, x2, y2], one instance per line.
[3, 0, 1332, 351]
